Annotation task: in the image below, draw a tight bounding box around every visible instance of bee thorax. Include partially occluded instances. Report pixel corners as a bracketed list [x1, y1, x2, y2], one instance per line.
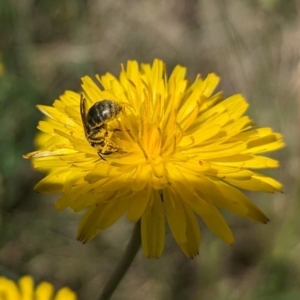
[87, 100, 122, 127]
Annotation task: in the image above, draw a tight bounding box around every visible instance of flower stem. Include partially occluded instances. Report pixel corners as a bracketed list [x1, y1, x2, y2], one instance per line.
[99, 220, 141, 300]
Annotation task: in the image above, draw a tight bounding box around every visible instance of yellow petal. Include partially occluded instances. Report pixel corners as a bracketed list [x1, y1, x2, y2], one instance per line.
[174, 185, 234, 244]
[127, 186, 152, 222]
[0, 277, 20, 299]
[35, 282, 54, 300]
[19, 276, 34, 300]
[164, 186, 187, 244]
[81, 76, 104, 102]
[178, 202, 201, 258]
[141, 191, 165, 258]
[34, 170, 69, 194]
[55, 288, 77, 300]
[206, 154, 279, 169]
[214, 180, 269, 223]
[77, 204, 104, 243]
[95, 193, 133, 229]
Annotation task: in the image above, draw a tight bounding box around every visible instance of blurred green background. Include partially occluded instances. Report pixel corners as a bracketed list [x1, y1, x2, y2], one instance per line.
[0, 0, 298, 299]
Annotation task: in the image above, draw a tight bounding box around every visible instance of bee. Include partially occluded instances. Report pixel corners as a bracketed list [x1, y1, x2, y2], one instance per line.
[80, 93, 122, 159]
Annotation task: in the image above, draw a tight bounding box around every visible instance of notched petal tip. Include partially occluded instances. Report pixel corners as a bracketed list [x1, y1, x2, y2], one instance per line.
[76, 231, 92, 244]
[23, 151, 38, 159]
[76, 236, 88, 244]
[187, 251, 199, 259]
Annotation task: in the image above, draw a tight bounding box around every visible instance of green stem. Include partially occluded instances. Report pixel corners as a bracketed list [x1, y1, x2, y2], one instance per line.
[98, 220, 141, 300]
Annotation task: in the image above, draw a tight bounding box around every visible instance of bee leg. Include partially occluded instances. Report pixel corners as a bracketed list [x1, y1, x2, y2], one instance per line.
[97, 151, 107, 161]
[103, 123, 108, 137]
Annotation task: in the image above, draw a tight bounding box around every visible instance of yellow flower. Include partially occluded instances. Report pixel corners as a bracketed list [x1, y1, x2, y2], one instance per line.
[25, 59, 284, 258]
[0, 276, 77, 300]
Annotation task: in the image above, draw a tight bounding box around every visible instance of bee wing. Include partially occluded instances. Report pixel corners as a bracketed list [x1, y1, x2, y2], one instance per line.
[80, 93, 89, 133]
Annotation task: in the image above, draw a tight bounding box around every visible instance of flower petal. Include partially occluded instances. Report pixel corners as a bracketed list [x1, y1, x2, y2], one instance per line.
[55, 288, 77, 300]
[141, 191, 165, 258]
[174, 184, 234, 244]
[127, 185, 152, 222]
[164, 186, 186, 244]
[35, 282, 54, 300]
[213, 180, 269, 223]
[0, 277, 20, 299]
[179, 202, 201, 258]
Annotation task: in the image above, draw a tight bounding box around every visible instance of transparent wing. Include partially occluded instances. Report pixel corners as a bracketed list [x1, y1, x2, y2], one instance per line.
[80, 93, 89, 135]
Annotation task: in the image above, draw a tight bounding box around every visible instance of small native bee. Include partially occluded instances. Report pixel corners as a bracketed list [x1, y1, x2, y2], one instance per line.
[80, 93, 122, 159]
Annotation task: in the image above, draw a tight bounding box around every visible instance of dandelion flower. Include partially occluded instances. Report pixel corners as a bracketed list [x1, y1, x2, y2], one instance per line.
[0, 275, 77, 300]
[24, 59, 284, 258]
